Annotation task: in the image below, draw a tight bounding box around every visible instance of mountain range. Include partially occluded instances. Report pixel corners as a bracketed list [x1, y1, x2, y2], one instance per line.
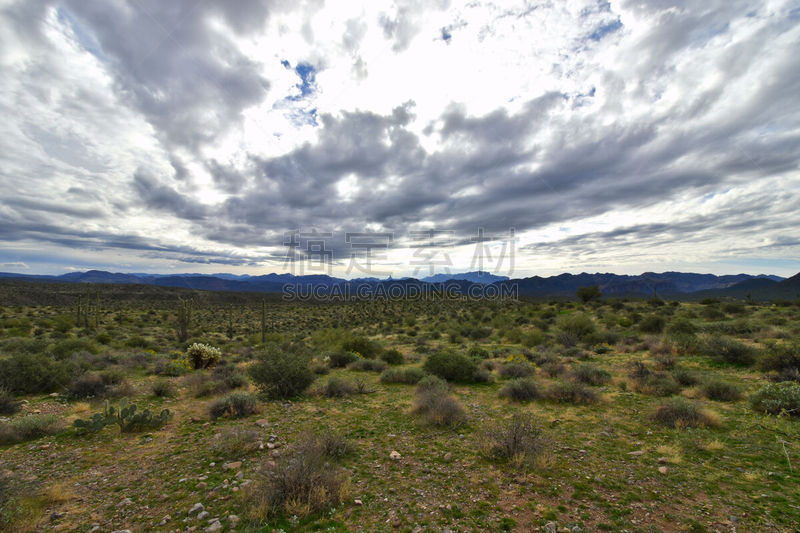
[0, 269, 797, 300]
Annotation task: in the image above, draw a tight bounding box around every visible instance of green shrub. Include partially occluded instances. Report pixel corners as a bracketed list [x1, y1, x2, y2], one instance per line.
[209, 392, 258, 419]
[750, 382, 800, 416]
[499, 378, 540, 402]
[666, 318, 698, 336]
[322, 377, 356, 397]
[555, 313, 596, 341]
[341, 336, 382, 359]
[413, 388, 467, 427]
[241, 435, 350, 519]
[759, 343, 800, 373]
[653, 398, 717, 428]
[639, 315, 666, 334]
[632, 373, 681, 397]
[416, 375, 449, 395]
[49, 338, 99, 359]
[186, 343, 222, 369]
[498, 362, 535, 379]
[570, 364, 611, 386]
[483, 413, 546, 465]
[151, 379, 177, 398]
[0, 352, 77, 394]
[380, 348, 404, 365]
[347, 359, 387, 372]
[0, 414, 62, 444]
[702, 379, 743, 402]
[0, 388, 21, 415]
[468, 345, 490, 359]
[423, 351, 478, 383]
[672, 367, 700, 387]
[380, 367, 426, 385]
[67, 372, 108, 399]
[544, 382, 598, 404]
[699, 336, 757, 366]
[211, 428, 262, 458]
[327, 351, 359, 368]
[248, 344, 315, 400]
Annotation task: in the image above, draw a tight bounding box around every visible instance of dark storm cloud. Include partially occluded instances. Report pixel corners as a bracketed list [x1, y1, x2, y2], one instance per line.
[59, 0, 273, 150]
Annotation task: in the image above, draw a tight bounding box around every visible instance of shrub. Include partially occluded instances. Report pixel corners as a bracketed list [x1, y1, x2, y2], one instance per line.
[309, 359, 330, 375]
[341, 336, 382, 359]
[67, 372, 108, 399]
[380, 367, 426, 385]
[666, 318, 698, 336]
[569, 364, 611, 386]
[540, 361, 565, 377]
[0, 388, 21, 415]
[327, 351, 359, 368]
[413, 392, 467, 427]
[750, 382, 800, 416]
[49, 338, 99, 359]
[209, 392, 259, 419]
[759, 343, 800, 373]
[699, 336, 757, 366]
[347, 359, 387, 373]
[322, 377, 356, 397]
[483, 414, 546, 466]
[498, 362, 535, 379]
[211, 428, 262, 458]
[672, 367, 700, 387]
[416, 375, 449, 395]
[0, 414, 62, 445]
[632, 373, 681, 397]
[702, 379, 743, 402]
[423, 351, 478, 383]
[639, 315, 666, 334]
[186, 343, 222, 369]
[544, 382, 598, 404]
[380, 348, 404, 365]
[555, 313, 596, 341]
[151, 379, 177, 398]
[521, 329, 547, 348]
[653, 398, 717, 428]
[313, 430, 351, 459]
[0, 352, 77, 394]
[241, 437, 350, 519]
[468, 345, 490, 359]
[499, 378, 540, 402]
[768, 367, 800, 383]
[248, 345, 315, 400]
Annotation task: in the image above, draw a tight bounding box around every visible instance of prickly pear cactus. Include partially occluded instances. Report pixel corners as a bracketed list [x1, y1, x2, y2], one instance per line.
[73, 398, 171, 434]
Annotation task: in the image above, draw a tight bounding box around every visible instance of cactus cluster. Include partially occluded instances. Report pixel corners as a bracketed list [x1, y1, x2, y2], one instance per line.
[73, 398, 170, 433]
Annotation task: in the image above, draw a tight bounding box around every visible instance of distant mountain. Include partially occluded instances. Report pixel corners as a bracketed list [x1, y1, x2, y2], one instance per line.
[421, 271, 510, 284]
[0, 269, 793, 300]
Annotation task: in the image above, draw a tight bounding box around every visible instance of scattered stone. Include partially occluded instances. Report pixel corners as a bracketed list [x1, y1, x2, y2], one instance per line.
[88, 527, 100, 533]
[205, 519, 223, 532]
[628, 450, 645, 456]
[545, 522, 557, 533]
[443, 452, 452, 461]
[111, 530, 132, 533]
[116, 497, 133, 508]
[223, 461, 242, 470]
[228, 514, 240, 526]
[158, 515, 171, 526]
[390, 450, 402, 460]
[50, 511, 63, 521]
[197, 511, 209, 520]
[267, 442, 276, 450]
[188, 503, 205, 515]
[255, 419, 269, 427]
[571, 527, 582, 533]
[271, 450, 280, 458]
[658, 466, 668, 474]
[33, 409, 41, 414]
[235, 470, 244, 480]
[354, 499, 363, 505]
[269, 434, 278, 442]
[197, 482, 207, 490]
[657, 457, 669, 464]
[209, 462, 216, 467]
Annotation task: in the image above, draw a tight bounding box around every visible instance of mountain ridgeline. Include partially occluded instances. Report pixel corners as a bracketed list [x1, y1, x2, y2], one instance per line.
[0, 269, 796, 300]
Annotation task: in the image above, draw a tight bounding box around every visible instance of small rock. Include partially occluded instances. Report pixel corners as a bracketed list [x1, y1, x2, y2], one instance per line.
[50, 511, 63, 521]
[235, 470, 244, 480]
[111, 530, 132, 533]
[658, 466, 668, 474]
[354, 499, 363, 505]
[443, 453, 452, 461]
[158, 515, 171, 526]
[269, 434, 278, 442]
[197, 511, 209, 520]
[188, 502, 204, 515]
[389, 450, 402, 460]
[116, 497, 133, 507]
[33, 409, 41, 414]
[571, 527, 582, 533]
[255, 419, 269, 427]
[628, 450, 645, 456]
[657, 457, 669, 464]
[267, 442, 276, 449]
[545, 522, 557, 533]
[205, 519, 223, 532]
[209, 462, 216, 467]
[88, 527, 100, 533]
[223, 461, 242, 470]
[271, 450, 280, 457]
[197, 482, 207, 489]
[49, 392, 59, 397]
[228, 514, 240, 525]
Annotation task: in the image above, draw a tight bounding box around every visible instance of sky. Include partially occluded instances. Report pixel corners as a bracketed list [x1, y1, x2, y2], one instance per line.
[0, 0, 799, 279]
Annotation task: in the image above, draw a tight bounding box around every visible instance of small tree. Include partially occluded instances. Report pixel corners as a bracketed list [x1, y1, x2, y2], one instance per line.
[576, 285, 602, 303]
[249, 344, 315, 400]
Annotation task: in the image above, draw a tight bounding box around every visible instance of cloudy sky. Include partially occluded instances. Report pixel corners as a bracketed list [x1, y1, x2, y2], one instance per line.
[1, 0, 799, 279]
